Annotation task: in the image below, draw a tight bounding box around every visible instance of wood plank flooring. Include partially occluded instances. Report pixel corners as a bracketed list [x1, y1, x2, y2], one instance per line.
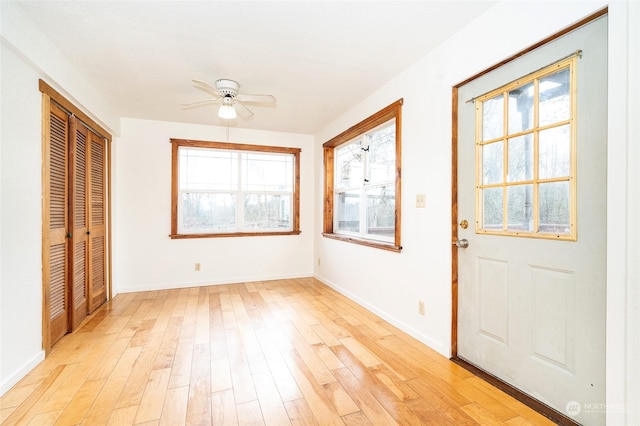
[0, 278, 555, 425]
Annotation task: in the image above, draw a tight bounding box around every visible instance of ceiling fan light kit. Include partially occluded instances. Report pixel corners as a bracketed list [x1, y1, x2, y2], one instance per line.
[183, 78, 276, 121]
[218, 101, 237, 119]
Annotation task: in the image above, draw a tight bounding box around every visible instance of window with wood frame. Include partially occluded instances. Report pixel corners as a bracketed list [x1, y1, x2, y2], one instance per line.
[170, 139, 301, 238]
[323, 99, 403, 252]
[475, 57, 577, 240]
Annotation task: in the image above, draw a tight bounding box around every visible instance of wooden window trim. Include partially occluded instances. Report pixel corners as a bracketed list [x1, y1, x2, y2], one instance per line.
[322, 99, 403, 252]
[170, 138, 301, 239]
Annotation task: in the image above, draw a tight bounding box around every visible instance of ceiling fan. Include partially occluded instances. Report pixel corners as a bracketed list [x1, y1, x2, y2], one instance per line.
[181, 78, 276, 119]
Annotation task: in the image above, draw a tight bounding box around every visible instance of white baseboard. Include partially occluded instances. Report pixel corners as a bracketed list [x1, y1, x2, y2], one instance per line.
[1, 350, 45, 396]
[114, 273, 312, 294]
[313, 273, 447, 357]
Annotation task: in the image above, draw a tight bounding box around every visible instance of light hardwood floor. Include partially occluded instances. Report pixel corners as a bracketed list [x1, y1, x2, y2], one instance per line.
[0, 278, 555, 425]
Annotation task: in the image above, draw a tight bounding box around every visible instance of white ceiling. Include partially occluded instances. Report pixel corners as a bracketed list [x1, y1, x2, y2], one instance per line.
[16, 1, 496, 134]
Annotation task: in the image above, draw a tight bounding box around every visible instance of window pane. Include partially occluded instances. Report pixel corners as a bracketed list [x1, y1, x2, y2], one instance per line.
[181, 192, 235, 233]
[482, 187, 503, 230]
[539, 68, 570, 126]
[244, 194, 291, 230]
[367, 123, 396, 183]
[508, 82, 534, 134]
[482, 94, 504, 141]
[482, 141, 503, 185]
[507, 134, 533, 182]
[366, 185, 395, 239]
[243, 153, 293, 191]
[335, 140, 363, 190]
[507, 184, 533, 231]
[473, 60, 575, 240]
[539, 181, 570, 234]
[180, 147, 238, 190]
[539, 125, 570, 179]
[336, 190, 360, 232]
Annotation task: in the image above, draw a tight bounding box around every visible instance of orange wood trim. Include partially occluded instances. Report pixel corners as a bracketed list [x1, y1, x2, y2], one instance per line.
[170, 142, 179, 237]
[455, 7, 608, 88]
[38, 80, 112, 143]
[293, 150, 301, 233]
[321, 233, 402, 253]
[41, 94, 52, 355]
[450, 86, 459, 358]
[170, 231, 302, 239]
[323, 146, 334, 235]
[394, 102, 403, 249]
[323, 99, 403, 148]
[170, 138, 301, 155]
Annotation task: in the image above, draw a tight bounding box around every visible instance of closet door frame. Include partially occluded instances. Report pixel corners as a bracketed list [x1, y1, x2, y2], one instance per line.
[40, 80, 112, 354]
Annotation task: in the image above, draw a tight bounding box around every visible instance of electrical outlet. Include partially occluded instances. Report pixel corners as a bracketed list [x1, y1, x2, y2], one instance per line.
[418, 300, 425, 316]
[195, 262, 201, 271]
[416, 193, 426, 208]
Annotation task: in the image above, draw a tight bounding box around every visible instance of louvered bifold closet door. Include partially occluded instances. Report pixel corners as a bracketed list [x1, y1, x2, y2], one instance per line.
[44, 102, 70, 346]
[69, 118, 89, 329]
[87, 131, 107, 313]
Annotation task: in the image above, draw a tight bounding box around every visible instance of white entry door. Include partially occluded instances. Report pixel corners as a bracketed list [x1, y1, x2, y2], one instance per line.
[456, 16, 607, 425]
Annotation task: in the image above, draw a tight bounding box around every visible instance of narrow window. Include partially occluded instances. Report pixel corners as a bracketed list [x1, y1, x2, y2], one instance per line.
[476, 57, 576, 240]
[170, 139, 301, 238]
[323, 100, 402, 252]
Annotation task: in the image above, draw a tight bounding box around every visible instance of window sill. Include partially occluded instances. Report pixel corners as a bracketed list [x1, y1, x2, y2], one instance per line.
[170, 230, 302, 239]
[322, 233, 402, 252]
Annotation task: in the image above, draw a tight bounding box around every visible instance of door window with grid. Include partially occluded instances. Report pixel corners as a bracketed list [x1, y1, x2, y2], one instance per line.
[476, 56, 577, 240]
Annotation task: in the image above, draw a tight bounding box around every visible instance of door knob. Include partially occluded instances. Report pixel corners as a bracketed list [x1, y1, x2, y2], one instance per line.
[453, 239, 469, 248]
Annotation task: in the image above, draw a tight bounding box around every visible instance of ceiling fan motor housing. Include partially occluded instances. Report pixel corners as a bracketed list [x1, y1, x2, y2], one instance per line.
[216, 79, 240, 98]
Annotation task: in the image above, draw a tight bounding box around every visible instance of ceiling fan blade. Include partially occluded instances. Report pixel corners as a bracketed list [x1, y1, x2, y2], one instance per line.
[180, 98, 219, 108]
[234, 100, 254, 117]
[191, 79, 221, 98]
[236, 93, 276, 104]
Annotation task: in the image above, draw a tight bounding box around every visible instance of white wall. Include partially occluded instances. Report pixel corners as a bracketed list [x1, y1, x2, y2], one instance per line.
[314, 1, 639, 422]
[0, 0, 117, 393]
[0, 42, 45, 395]
[113, 119, 314, 294]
